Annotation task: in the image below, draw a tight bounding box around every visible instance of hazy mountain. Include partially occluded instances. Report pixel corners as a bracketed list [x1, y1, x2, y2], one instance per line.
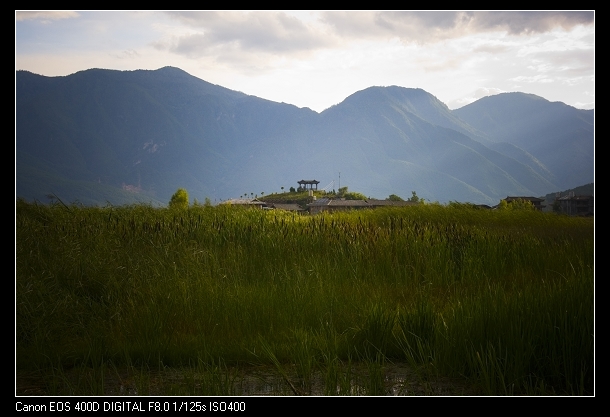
[16, 67, 594, 206]
[453, 92, 594, 190]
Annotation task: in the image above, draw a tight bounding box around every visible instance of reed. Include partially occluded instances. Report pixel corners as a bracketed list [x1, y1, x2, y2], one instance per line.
[16, 199, 594, 395]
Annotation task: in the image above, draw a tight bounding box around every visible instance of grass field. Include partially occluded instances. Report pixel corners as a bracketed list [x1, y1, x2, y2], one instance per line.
[16, 199, 594, 395]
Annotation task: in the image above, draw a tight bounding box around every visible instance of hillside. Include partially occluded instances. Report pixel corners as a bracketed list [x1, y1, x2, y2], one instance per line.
[16, 67, 594, 206]
[453, 93, 594, 190]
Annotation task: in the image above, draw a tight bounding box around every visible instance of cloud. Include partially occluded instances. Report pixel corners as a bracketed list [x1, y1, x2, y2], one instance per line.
[14, 11, 594, 113]
[151, 11, 594, 75]
[159, 11, 334, 60]
[510, 74, 554, 83]
[16, 11, 79, 21]
[474, 87, 506, 98]
[320, 11, 464, 42]
[574, 101, 594, 109]
[536, 49, 594, 74]
[111, 49, 140, 60]
[417, 54, 466, 72]
[472, 44, 512, 54]
[449, 87, 507, 109]
[320, 11, 594, 43]
[468, 11, 594, 35]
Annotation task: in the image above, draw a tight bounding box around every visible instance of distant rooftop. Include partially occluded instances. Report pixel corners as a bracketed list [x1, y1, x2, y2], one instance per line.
[219, 198, 265, 205]
[308, 199, 368, 207]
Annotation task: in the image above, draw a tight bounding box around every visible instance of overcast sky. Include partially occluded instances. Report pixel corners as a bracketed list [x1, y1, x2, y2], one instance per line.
[15, 10, 595, 112]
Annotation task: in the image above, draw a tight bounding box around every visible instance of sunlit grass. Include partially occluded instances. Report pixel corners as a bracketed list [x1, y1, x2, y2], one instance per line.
[16, 199, 594, 395]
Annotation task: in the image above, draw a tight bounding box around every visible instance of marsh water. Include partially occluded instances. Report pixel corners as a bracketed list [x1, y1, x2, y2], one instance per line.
[16, 362, 480, 396]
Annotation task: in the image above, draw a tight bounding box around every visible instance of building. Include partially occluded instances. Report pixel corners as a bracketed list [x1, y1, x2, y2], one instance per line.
[502, 196, 546, 211]
[556, 194, 594, 216]
[266, 203, 306, 212]
[307, 198, 418, 214]
[365, 199, 418, 208]
[219, 198, 267, 208]
[307, 198, 369, 214]
[297, 179, 320, 191]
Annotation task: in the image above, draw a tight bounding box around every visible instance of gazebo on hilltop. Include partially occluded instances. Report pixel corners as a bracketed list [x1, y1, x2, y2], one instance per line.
[297, 179, 320, 191]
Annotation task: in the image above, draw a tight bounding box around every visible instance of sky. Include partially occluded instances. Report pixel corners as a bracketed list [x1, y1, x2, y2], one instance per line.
[15, 10, 595, 112]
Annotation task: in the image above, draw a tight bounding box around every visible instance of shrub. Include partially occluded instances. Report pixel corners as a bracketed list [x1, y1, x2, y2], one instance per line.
[169, 188, 189, 210]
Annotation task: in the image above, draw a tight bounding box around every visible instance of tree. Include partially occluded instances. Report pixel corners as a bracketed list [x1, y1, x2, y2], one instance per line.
[387, 194, 404, 201]
[511, 198, 536, 211]
[498, 198, 536, 211]
[408, 191, 420, 203]
[344, 191, 367, 200]
[169, 188, 189, 210]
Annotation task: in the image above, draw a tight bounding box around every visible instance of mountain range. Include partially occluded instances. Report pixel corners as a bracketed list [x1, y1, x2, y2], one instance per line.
[15, 66, 594, 206]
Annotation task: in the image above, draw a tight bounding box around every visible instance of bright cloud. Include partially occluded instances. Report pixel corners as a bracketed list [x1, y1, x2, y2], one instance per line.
[15, 10, 595, 111]
[16, 11, 79, 21]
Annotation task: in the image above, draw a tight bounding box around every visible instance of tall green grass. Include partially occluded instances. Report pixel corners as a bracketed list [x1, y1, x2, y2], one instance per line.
[16, 199, 594, 395]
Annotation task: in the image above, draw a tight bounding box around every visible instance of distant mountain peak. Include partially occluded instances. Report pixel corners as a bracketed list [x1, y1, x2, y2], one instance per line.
[16, 66, 593, 206]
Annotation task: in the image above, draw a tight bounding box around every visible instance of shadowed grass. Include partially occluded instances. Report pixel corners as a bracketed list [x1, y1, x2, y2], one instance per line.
[16, 199, 593, 395]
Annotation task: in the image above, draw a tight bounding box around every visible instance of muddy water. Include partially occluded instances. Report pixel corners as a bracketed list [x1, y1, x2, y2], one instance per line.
[16, 363, 481, 396]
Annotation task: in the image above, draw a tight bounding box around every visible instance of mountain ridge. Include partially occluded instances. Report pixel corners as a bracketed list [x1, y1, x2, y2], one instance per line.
[15, 67, 594, 206]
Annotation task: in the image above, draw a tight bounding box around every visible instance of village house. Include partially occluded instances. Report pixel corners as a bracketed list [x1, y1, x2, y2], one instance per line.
[307, 198, 369, 214]
[222, 180, 420, 214]
[266, 203, 306, 212]
[218, 198, 267, 208]
[365, 199, 418, 208]
[307, 198, 417, 214]
[556, 194, 594, 216]
[502, 196, 546, 211]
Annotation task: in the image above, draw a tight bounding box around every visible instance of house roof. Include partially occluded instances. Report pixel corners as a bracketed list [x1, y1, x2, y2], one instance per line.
[268, 203, 305, 211]
[504, 196, 545, 203]
[219, 198, 266, 205]
[557, 194, 594, 201]
[365, 199, 417, 207]
[308, 198, 421, 208]
[307, 198, 369, 207]
[330, 199, 368, 206]
[307, 198, 330, 206]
